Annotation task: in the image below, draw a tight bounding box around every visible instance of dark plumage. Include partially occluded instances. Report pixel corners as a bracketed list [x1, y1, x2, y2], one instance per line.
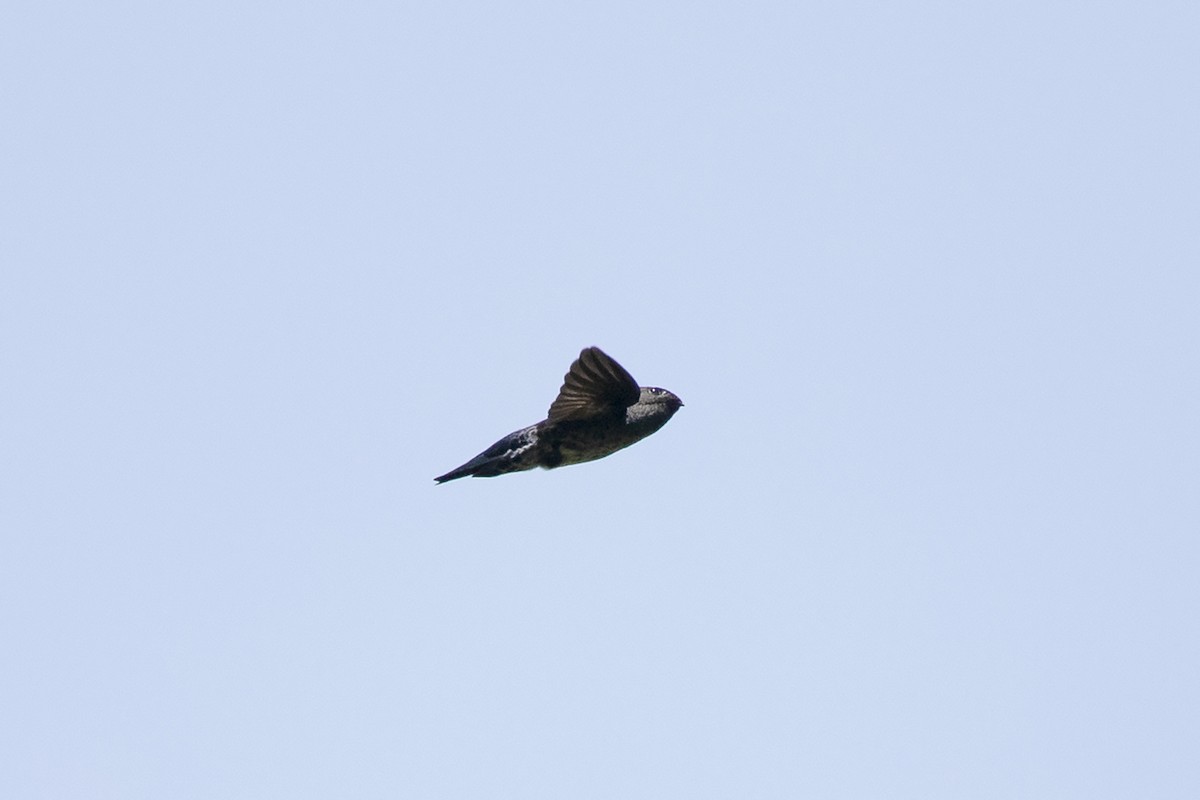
[435, 347, 683, 483]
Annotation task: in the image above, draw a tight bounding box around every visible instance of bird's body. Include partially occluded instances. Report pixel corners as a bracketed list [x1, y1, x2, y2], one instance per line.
[435, 348, 682, 483]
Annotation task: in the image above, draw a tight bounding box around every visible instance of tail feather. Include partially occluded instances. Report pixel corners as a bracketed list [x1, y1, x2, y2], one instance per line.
[434, 425, 540, 483]
[434, 454, 508, 483]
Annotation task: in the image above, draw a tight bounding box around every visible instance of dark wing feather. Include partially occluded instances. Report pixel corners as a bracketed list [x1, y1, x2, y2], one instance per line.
[547, 347, 640, 422]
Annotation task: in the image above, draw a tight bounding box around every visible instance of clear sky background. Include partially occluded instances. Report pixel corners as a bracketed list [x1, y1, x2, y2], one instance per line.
[3, 2, 1198, 798]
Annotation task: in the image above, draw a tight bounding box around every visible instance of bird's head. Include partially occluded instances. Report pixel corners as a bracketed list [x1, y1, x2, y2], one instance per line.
[638, 386, 684, 412]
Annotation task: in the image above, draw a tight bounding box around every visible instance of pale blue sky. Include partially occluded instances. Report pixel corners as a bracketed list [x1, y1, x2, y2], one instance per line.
[3, 2, 1198, 798]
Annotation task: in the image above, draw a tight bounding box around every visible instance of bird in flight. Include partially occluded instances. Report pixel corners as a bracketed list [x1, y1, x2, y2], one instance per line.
[435, 347, 683, 483]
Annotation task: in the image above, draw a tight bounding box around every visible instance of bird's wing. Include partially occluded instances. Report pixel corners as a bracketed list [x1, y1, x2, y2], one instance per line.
[547, 347, 640, 423]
